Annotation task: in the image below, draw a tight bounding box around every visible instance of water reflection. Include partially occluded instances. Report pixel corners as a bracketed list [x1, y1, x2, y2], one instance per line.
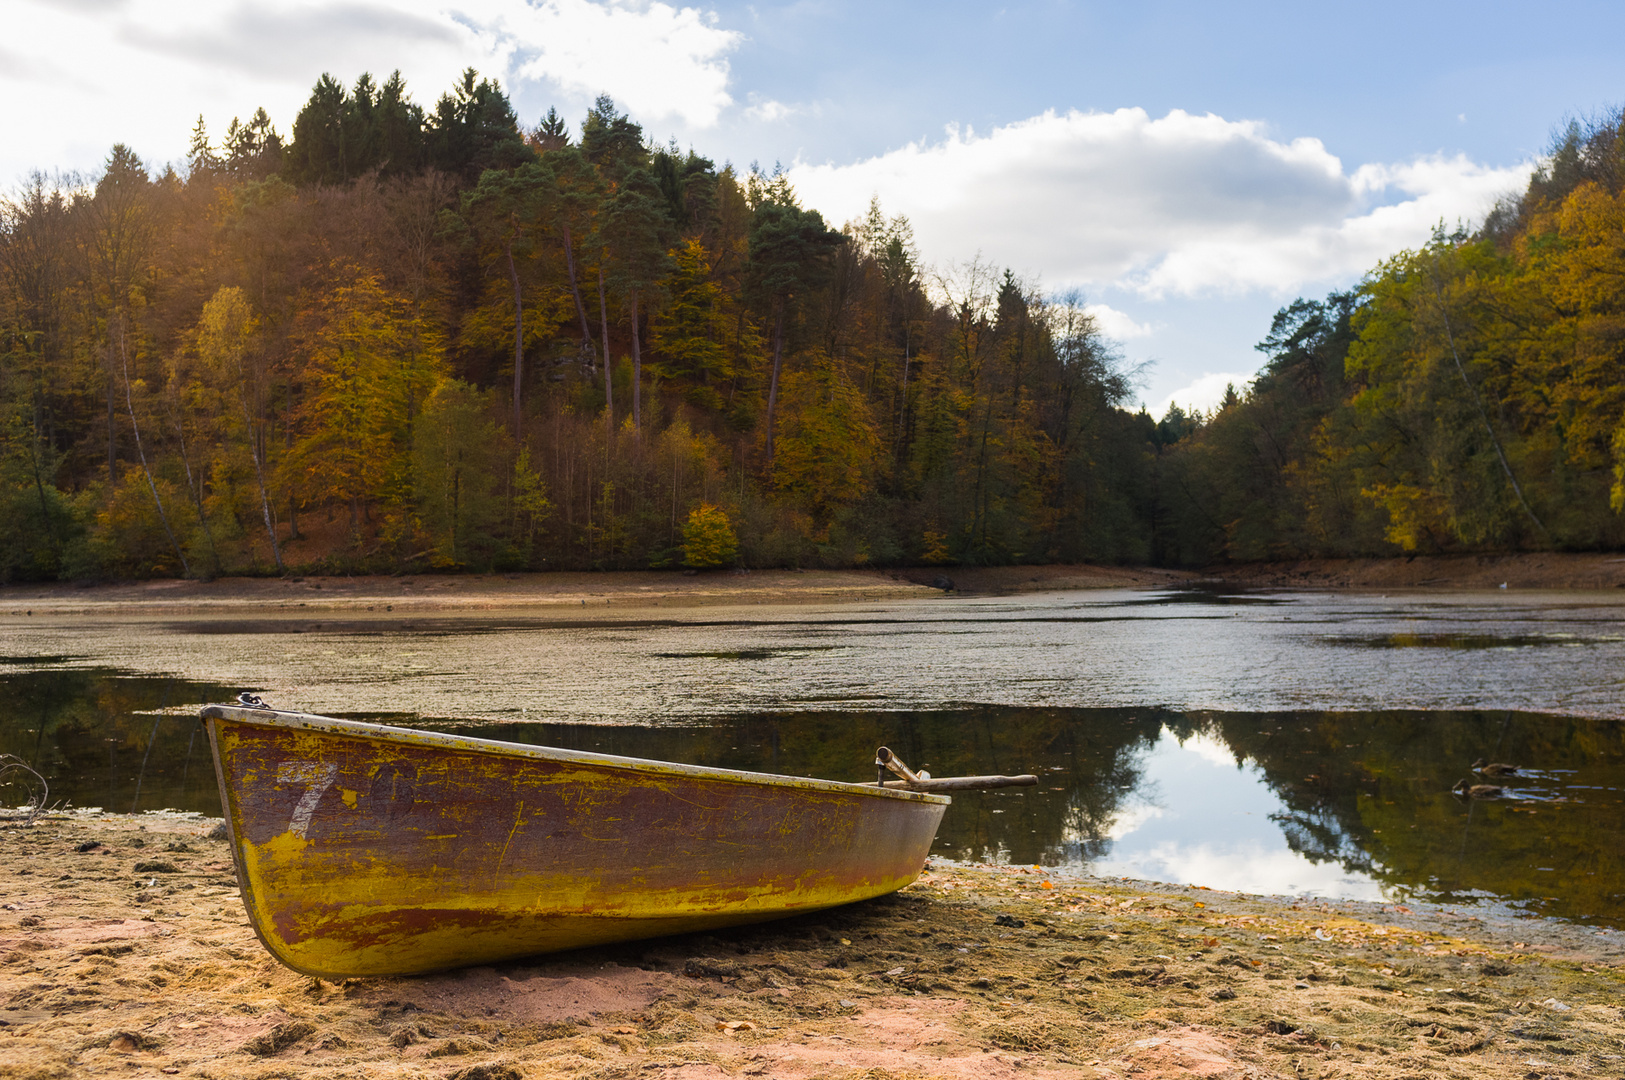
[1086, 730, 1387, 900]
[1323, 632, 1617, 649]
[3, 668, 1622, 926]
[0, 669, 241, 815]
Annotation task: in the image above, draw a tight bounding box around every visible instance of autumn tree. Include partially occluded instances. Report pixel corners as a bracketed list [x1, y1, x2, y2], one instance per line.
[462, 163, 549, 433]
[745, 179, 843, 465]
[681, 502, 738, 568]
[283, 269, 441, 542]
[196, 286, 284, 569]
[413, 379, 507, 566]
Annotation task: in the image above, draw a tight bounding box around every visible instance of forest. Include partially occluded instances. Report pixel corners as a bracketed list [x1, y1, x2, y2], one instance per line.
[2, 71, 1623, 580]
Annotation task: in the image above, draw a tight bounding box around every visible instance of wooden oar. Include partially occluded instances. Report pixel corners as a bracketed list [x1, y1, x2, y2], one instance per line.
[873, 746, 1038, 792]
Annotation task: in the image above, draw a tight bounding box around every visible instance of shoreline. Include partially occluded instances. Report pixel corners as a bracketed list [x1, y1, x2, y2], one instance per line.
[2, 551, 1624, 620]
[0, 564, 1191, 618]
[2, 809, 1620, 1079]
[1202, 551, 1625, 592]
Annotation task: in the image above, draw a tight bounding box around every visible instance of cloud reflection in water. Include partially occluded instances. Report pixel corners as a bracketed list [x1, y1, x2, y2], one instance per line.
[1088, 727, 1386, 900]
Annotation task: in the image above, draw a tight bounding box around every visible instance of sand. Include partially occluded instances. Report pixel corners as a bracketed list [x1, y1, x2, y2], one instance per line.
[2, 808, 1621, 1080]
[0, 565, 1193, 620]
[4, 556, 1623, 1077]
[4, 553, 1622, 622]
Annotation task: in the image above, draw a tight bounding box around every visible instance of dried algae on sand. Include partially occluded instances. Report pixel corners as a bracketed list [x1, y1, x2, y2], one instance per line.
[2, 810, 1623, 1080]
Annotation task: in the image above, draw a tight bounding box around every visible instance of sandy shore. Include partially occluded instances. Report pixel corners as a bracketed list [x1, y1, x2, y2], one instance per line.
[2, 809, 1620, 1080]
[0, 565, 1192, 619]
[3, 552, 1623, 621]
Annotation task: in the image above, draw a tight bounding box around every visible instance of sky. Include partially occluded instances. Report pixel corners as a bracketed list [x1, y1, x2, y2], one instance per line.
[5, 0, 1622, 413]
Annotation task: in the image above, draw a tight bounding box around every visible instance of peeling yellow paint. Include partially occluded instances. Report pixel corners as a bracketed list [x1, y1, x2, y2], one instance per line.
[207, 705, 947, 979]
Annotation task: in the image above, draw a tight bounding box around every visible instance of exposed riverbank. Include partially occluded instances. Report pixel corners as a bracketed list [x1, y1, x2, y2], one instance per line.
[3, 552, 1623, 620]
[2, 809, 1621, 1080]
[1203, 551, 1625, 592]
[0, 565, 1191, 618]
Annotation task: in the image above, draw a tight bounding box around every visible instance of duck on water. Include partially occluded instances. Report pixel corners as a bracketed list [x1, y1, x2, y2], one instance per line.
[1472, 759, 1519, 777]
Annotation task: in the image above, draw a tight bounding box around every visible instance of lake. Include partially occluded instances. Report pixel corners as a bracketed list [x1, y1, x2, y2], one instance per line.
[3, 586, 1622, 924]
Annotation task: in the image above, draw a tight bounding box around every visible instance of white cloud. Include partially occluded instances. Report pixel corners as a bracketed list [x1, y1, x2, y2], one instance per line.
[1085, 303, 1152, 341]
[744, 98, 795, 123]
[1154, 371, 1256, 417]
[789, 107, 1532, 300]
[1095, 840, 1386, 899]
[496, 0, 740, 126]
[1103, 800, 1166, 841]
[2, 0, 741, 182]
[1177, 730, 1243, 769]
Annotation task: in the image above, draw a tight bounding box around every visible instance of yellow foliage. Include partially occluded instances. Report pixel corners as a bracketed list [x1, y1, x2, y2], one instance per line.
[512, 446, 554, 549]
[771, 369, 880, 518]
[681, 503, 739, 569]
[286, 266, 445, 522]
[920, 528, 952, 565]
[1612, 419, 1625, 514]
[1362, 483, 1443, 551]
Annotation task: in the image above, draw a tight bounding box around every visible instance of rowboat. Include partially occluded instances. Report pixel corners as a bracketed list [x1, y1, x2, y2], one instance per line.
[204, 702, 1028, 979]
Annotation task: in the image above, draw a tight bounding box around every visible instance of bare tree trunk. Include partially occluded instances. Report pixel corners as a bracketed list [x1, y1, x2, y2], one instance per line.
[118, 321, 189, 576]
[630, 287, 642, 435]
[1428, 263, 1547, 539]
[561, 224, 594, 362]
[764, 298, 785, 465]
[897, 327, 911, 448]
[26, 420, 61, 561]
[169, 413, 220, 576]
[234, 356, 283, 572]
[106, 352, 116, 485]
[507, 236, 524, 434]
[598, 267, 613, 438]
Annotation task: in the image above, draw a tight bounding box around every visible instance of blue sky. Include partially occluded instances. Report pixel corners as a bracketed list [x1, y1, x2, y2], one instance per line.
[6, 0, 1622, 410]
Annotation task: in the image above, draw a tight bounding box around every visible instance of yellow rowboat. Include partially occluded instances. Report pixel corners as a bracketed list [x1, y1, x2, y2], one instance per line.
[205, 703, 967, 979]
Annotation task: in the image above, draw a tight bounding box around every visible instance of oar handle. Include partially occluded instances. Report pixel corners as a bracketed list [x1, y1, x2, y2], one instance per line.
[877, 774, 1039, 792]
[875, 746, 922, 784]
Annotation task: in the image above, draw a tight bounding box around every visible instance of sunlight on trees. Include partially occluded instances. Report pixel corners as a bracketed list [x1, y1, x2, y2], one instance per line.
[4, 76, 1624, 581]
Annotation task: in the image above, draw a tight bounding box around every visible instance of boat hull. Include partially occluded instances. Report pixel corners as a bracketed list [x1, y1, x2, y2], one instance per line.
[205, 706, 948, 978]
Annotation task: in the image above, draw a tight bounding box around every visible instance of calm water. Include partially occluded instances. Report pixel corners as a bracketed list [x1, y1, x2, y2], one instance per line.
[2, 587, 1622, 924]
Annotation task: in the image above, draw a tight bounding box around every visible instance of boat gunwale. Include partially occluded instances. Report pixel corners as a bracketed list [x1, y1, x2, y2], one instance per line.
[200, 704, 952, 804]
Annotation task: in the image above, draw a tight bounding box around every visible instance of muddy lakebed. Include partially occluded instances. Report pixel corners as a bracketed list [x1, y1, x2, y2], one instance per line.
[2, 584, 1624, 1078]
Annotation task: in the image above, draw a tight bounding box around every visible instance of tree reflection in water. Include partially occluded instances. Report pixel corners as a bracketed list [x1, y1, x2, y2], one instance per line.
[3, 670, 1621, 926]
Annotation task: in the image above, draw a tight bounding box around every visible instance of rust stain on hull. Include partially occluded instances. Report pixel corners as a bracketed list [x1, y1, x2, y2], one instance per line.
[205, 706, 948, 978]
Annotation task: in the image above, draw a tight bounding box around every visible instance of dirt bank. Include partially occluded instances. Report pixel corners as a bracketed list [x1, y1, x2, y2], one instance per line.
[1206, 552, 1625, 592]
[2, 809, 1620, 1080]
[3, 553, 1623, 622]
[0, 564, 1192, 619]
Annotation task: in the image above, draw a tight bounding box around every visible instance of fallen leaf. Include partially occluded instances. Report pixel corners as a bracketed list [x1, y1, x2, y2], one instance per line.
[716, 1020, 755, 1033]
